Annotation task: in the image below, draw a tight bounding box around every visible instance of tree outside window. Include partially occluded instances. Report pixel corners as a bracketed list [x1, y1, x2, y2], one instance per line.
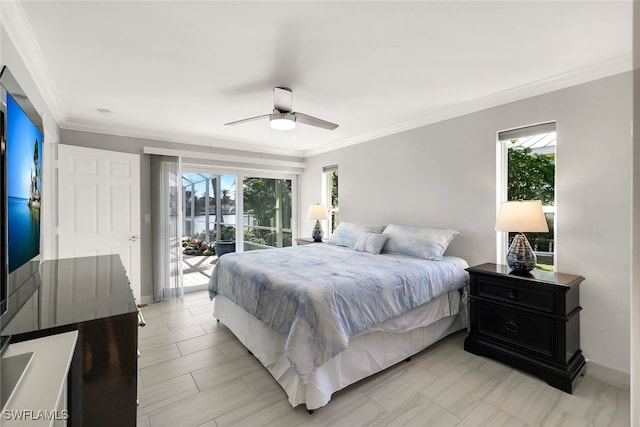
[323, 166, 339, 234]
[507, 137, 556, 270]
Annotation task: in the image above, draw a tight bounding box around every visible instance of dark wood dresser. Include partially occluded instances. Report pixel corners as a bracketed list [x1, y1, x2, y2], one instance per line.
[464, 263, 586, 393]
[2, 255, 138, 426]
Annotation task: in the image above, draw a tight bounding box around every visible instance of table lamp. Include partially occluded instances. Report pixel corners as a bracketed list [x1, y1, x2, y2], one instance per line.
[495, 200, 549, 273]
[307, 204, 328, 242]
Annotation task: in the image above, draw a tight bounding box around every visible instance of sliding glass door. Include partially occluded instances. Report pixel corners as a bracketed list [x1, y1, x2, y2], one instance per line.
[182, 173, 237, 244]
[181, 171, 237, 291]
[180, 167, 296, 292]
[243, 177, 293, 251]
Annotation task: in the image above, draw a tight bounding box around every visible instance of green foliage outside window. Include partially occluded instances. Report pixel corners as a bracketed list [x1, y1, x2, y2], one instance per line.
[243, 177, 293, 248]
[330, 170, 339, 209]
[507, 144, 555, 204]
[507, 141, 555, 268]
[329, 170, 339, 232]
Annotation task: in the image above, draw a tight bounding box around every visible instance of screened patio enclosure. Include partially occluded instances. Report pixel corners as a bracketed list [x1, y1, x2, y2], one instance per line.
[182, 173, 237, 245]
[181, 171, 295, 290]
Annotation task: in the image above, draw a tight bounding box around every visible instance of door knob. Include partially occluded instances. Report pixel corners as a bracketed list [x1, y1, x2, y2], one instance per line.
[129, 235, 139, 242]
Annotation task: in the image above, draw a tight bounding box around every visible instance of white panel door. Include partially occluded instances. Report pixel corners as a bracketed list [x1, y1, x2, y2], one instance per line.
[57, 145, 141, 301]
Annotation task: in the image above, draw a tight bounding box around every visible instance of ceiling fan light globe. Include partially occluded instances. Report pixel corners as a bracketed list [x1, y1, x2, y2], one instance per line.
[270, 117, 296, 130]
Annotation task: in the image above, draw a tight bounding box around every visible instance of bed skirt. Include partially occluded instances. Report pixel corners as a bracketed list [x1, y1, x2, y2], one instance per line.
[213, 289, 468, 411]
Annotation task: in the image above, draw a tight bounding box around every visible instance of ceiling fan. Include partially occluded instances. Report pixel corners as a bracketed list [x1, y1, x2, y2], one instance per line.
[224, 87, 339, 131]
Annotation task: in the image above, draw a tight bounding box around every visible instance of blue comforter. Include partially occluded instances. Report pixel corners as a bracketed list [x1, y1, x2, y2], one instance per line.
[208, 244, 469, 382]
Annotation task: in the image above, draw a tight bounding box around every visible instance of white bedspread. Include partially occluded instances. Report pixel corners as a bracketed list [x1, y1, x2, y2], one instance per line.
[208, 244, 469, 382]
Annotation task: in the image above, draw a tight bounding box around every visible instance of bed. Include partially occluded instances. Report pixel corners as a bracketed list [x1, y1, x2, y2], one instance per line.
[208, 223, 470, 412]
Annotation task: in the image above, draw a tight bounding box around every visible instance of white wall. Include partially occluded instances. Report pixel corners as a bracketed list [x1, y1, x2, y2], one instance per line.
[302, 72, 633, 380]
[630, 0, 640, 421]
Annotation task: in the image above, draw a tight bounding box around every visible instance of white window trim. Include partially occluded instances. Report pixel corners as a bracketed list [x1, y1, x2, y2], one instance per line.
[322, 165, 338, 237]
[496, 122, 556, 267]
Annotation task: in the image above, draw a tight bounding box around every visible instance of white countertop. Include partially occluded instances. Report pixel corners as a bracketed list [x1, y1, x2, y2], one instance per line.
[1, 331, 78, 426]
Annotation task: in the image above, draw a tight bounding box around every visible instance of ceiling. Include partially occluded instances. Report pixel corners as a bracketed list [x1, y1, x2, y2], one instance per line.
[12, 1, 633, 157]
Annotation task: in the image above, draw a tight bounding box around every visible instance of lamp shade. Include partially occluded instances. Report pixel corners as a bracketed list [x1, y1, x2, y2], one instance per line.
[307, 204, 329, 221]
[495, 200, 549, 233]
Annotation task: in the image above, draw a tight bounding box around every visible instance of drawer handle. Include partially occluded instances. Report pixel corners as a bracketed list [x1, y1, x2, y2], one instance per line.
[505, 320, 520, 333]
[506, 290, 517, 300]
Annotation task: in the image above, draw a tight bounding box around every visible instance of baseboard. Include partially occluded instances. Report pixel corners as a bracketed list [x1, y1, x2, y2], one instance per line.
[585, 359, 630, 390]
[139, 295, 154, 305]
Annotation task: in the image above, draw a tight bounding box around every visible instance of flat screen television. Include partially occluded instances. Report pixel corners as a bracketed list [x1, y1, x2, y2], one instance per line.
[0, 66, 44, 354]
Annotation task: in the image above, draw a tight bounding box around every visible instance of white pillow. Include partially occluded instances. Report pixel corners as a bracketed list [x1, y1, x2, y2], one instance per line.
[382, 224, 458, 260]
[327, 222, 385, 248]
[354, 232, 389, 254]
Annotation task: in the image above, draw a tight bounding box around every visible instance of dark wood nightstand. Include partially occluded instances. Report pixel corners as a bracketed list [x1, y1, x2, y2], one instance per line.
[464, 263, 586, 393]
[295, 238, 324, 245]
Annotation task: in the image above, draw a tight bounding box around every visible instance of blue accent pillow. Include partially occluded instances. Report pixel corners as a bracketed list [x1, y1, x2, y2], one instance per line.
[327, 222, 385, 248]
[382, 224, 458, 260]
[354, 232, 389, 254]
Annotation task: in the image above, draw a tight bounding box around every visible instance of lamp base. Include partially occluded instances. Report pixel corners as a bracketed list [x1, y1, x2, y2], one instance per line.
[506, 233, 537, 273]
[311, 220, 323, 242]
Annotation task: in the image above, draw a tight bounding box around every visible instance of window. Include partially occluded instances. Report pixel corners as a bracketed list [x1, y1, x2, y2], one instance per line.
[182, 172, 236, 244]
[243, 176, 293, 250]
[323, 165, 339, 234]
[498, 122, 556, 270]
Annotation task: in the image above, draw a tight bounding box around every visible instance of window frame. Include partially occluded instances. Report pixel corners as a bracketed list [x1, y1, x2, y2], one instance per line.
[496, 122, 556, 270]
[322, 164, 339, 237]
[181, 164, 298, 253]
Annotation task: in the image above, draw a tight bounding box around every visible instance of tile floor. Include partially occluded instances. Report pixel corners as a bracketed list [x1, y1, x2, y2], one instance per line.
[136, 291, 630, 427]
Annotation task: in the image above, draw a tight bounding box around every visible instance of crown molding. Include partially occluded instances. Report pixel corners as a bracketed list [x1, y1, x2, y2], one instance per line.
[143, 146, 306, 171]
[302, 53, 633, 157]
[2, 0, 630, 161]
[0, 0, 65, 125]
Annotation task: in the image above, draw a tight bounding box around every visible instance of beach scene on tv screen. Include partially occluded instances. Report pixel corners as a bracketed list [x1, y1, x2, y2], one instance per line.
[7, 94, 42, 273]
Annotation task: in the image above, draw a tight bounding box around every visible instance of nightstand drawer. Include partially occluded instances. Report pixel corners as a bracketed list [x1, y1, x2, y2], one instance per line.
[476, 276, 555, 313]
[476, 301, 554, 359]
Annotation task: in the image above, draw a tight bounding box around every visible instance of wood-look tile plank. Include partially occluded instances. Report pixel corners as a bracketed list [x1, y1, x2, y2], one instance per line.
[456, 401, 531, 427]
[359, 363, 437, 411]
[485, 369, 563, 426]
[139, 324, 207, 351]
[140, 345, 226, 388]
[163, 312, 217, 331]
[137, 414, 151, 427]
[188, 303, 215, 317]
[147, 380, 256, 427]
[311, 392, 387, 427]
[239, 363, 285, 397]
[555, 376, 628, 425]
[368, 395, 460, 427]
[421, 358, 510, 418]
[191, 352, 264, 391]
[176, 328, 237, 356]
[213, 390, 308, 427]
[137, 373, 200, 416]
[138, 343, 182, 369]
[138, 322, 171, 339]
[201, 319, 226, 334]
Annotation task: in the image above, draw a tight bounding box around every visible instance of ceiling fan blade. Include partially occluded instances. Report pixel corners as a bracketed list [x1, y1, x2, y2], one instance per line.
[224, 114, 270, 126]
[293, 112, 339, 130]
[273, 87, 293, 113]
